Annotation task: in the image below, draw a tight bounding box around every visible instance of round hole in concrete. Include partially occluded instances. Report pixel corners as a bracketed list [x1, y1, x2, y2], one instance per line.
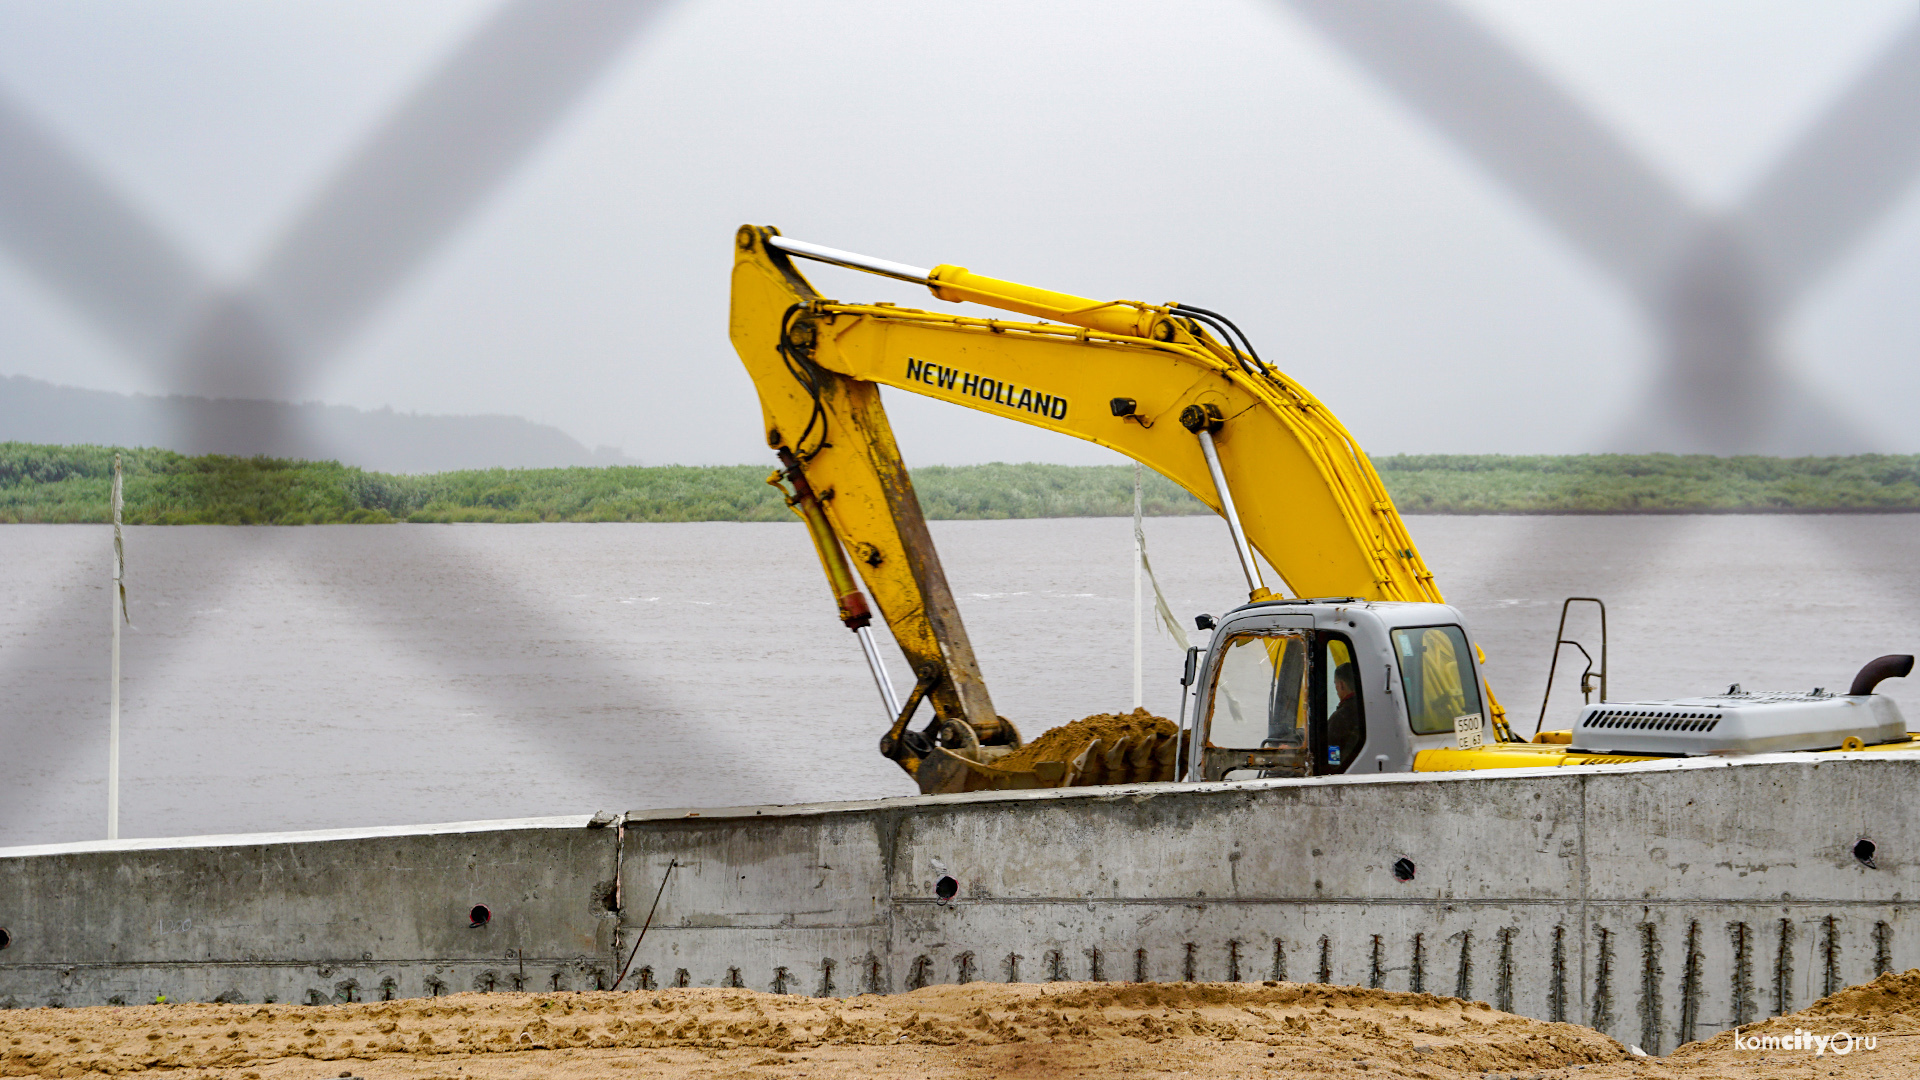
[0, 927, 10, 950]
[1854, 839, 1878, 869]
[935, 875, 959, 900]
[1391, 857, 1416, 882]
[468, 904, 491, 928]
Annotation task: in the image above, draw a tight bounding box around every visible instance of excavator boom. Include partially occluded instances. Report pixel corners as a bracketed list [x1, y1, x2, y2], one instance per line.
[736, 227, 1441, 604]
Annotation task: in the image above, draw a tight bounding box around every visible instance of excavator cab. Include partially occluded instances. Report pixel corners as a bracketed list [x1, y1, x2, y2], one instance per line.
[1185, 601, 1494, 781]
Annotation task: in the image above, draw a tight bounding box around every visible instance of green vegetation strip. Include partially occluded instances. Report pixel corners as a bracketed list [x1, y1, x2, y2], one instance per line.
[2, 443, 1917, 524]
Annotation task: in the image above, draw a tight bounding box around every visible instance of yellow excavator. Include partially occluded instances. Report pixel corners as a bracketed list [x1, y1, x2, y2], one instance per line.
[728, 225, 1915, 794]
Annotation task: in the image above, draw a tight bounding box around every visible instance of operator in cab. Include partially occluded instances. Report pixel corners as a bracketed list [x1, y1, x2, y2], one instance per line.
[1327, 663, 1363, 773]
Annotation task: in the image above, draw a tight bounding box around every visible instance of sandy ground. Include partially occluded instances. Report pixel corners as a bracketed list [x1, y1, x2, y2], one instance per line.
[6, 972, 1920, 1079]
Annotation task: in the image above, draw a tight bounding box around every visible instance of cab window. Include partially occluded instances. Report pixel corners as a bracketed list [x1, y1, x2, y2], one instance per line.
[1391, 624, 1484, 735]
[1206, 630, 1309, 749]
[1317, 634, 1364, 772]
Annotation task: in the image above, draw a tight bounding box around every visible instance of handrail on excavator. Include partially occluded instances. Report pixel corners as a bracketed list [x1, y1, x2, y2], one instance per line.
[1537, 597, 1608, 737]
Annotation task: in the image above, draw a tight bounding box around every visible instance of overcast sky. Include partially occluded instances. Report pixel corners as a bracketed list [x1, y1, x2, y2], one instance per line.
[0, 0, 1916, 466]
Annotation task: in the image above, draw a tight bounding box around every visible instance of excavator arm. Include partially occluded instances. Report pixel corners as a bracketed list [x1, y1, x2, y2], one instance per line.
[728, 225, 1503, 788]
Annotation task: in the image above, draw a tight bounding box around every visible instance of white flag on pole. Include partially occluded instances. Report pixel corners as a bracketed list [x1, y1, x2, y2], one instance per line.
[108, 451, 125, 841]
[1132, 468, 1193, 651]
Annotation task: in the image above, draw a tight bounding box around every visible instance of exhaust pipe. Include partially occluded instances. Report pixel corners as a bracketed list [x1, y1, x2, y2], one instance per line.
[1849, 654, 1915, 696]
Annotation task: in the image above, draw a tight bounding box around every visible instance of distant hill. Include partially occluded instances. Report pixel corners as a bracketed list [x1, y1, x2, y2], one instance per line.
[3, 446, 1917, 525]
[0, 375, 629, 474]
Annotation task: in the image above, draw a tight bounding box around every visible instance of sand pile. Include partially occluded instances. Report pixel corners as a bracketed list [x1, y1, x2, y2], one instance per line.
[14, 971, 1920, 1078]
[997, 708, 1176, 771]
[1647, 968, 1920, 1078]
[1769, 967, 1920, 1032]
[0, 979, 1625, 1079]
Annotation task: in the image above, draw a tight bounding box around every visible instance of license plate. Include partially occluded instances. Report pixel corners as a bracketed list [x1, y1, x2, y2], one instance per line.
[1454, 713, 1485, 749]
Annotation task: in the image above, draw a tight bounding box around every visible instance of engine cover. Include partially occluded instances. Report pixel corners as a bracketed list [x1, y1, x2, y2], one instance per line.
[1569, 690, 1908, 756]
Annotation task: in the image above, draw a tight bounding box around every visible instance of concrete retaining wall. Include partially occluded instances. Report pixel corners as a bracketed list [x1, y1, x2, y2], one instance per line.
[4, 751, 1916, 1053]
[0, 818, 621, 1007]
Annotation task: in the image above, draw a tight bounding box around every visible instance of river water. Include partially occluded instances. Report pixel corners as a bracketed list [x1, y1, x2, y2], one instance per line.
[2, 515, 1916, 847]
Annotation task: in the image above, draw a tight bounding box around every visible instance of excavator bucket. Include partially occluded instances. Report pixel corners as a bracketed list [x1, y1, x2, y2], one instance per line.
[915, 711, 1181, 794]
